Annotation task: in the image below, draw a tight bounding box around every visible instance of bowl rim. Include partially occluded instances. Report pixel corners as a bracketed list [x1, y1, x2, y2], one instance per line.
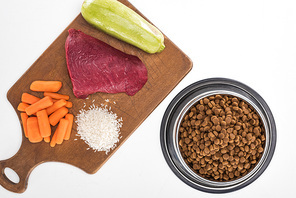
[160, 78, 277, 193]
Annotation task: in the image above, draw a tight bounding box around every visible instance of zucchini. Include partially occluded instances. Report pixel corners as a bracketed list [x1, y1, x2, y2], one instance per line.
[81, 0, 165, 53]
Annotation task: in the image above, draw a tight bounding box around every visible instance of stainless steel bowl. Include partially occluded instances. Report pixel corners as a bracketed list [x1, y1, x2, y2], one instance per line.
[160, 78, 276, 193]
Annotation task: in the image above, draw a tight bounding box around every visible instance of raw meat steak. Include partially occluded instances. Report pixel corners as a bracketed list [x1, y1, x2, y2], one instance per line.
[65, 29, 148, 99]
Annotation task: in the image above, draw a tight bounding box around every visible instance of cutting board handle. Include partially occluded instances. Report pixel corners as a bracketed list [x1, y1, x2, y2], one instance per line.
[0, 150, 34, 193]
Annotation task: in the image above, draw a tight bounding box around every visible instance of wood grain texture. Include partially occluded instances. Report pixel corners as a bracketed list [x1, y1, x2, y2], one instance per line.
[0, 0, 192, 193]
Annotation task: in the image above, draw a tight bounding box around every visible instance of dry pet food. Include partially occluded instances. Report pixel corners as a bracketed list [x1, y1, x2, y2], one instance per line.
[178, 94, 266, 181]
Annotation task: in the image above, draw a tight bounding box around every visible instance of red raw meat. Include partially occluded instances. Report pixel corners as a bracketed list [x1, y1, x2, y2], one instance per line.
[65, 29, 148, 99]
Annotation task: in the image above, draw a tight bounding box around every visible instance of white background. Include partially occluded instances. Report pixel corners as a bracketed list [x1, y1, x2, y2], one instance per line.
[0, 0, 295, 197]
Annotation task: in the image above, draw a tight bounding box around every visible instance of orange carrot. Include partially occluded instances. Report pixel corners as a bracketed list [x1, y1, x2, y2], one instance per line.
[20, 113, 28, 138]
[46, 99, 67, 115]
[44, 92, 69, 100]
[50, 129, 58, 147]
[56, 119, 69, 144]
[30, 81, 62, 92]
[52, 99, 59, 103]
[21, 93, 40, 104]
[27, 117, 42, 143]
[17, 102, 30, 112]
[65, 101, 73, 108]
[64, 114, 74, 140]
[36, 110, 51, 137]
[44, 136, 50, 143]
[25, 96, 53, 115]
[48, 107, 68, 126]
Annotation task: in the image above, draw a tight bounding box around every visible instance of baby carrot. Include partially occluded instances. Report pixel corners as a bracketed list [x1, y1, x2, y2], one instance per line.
[36, 110, 51, 137]
[17, 102, 30, 112]
[44, 92, 69, 100]
[25, 96, 53, 115]
[44, 136, 50, 143]
[52, 99, 59, 103]
[50, 129, 58, 147]
[27, 117, 43, 143]
[30, 81, 62, 92]
[49, 107, 68, 126]
[21, 93, 40, 104]
[64, 114, 74, 140]
[56, 119, 69, 144]
[20, 113, 28, 138]
[65, 101, 73, 108]
[46, 99, 67, 115]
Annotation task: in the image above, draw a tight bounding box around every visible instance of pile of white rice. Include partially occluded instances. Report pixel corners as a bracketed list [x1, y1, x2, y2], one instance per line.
[76, 104, 122, 154]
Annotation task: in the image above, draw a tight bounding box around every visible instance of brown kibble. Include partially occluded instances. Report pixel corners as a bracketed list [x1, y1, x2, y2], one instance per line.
[244, 163, 251, 169]
[216, 125, 222, 131]
[206, 109, 212, 115]
[197, 114, 203, 120]
[199, 168, 205, 174]
[204, 147, 210, 154]
[234, 125, 241, 130]
[250, 143, 256, 150]
[243, 109, 249, 114]
[229, 133, 235, 140]
[223, 154, 230, 160]
[221, 121, 226, 126]
[208, 102, 213, 108]
[179, 139, 183, 147]
[229, 172, 234, 179]
[238, 151, 244, 157]
[246, 133, 252, 140]
[251, 160, 257, 164]
[223, 137, 229, 143]
[199, 105, 205, 111]
[221, 148, 228, 154]
[201, 120, 208, 127]
[232, 97, 239, 103]
[191, 152, 197, 159]
[212, 117, 219, 125]
[193, 164, 199, 170]
[218, 133, 225, 139]
[225, 107, 231, 112]
[214, 108, 221, 116]
[245, 145, 250, 152]
[208, 132, 215, 138]
[225, 117, 232, 124]
[200, 158, 205, 165]
[205, 140, 211, 147]
[203, 98, 209, 104]
[238, 163, 244, 170]
[214, 138, 220, 145]
[239, 157, 246, 163]
[200, 143, 205, 150]
[185, 138, 190, 144]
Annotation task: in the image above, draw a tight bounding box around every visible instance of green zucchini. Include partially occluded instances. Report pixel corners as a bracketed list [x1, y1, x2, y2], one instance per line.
[81, 0, 165, 53]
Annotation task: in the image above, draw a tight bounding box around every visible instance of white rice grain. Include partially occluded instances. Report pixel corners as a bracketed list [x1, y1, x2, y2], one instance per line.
[76, 104, 122, 154]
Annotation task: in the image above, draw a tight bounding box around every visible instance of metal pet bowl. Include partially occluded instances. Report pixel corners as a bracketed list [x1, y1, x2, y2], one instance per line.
[160, 78, 276, 193]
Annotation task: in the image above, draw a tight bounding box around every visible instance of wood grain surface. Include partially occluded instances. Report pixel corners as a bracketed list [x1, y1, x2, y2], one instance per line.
[0, 0, 192, 193]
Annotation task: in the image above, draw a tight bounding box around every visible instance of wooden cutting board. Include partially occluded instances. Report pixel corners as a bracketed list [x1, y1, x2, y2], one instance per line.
[0, 0, 192, 193]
